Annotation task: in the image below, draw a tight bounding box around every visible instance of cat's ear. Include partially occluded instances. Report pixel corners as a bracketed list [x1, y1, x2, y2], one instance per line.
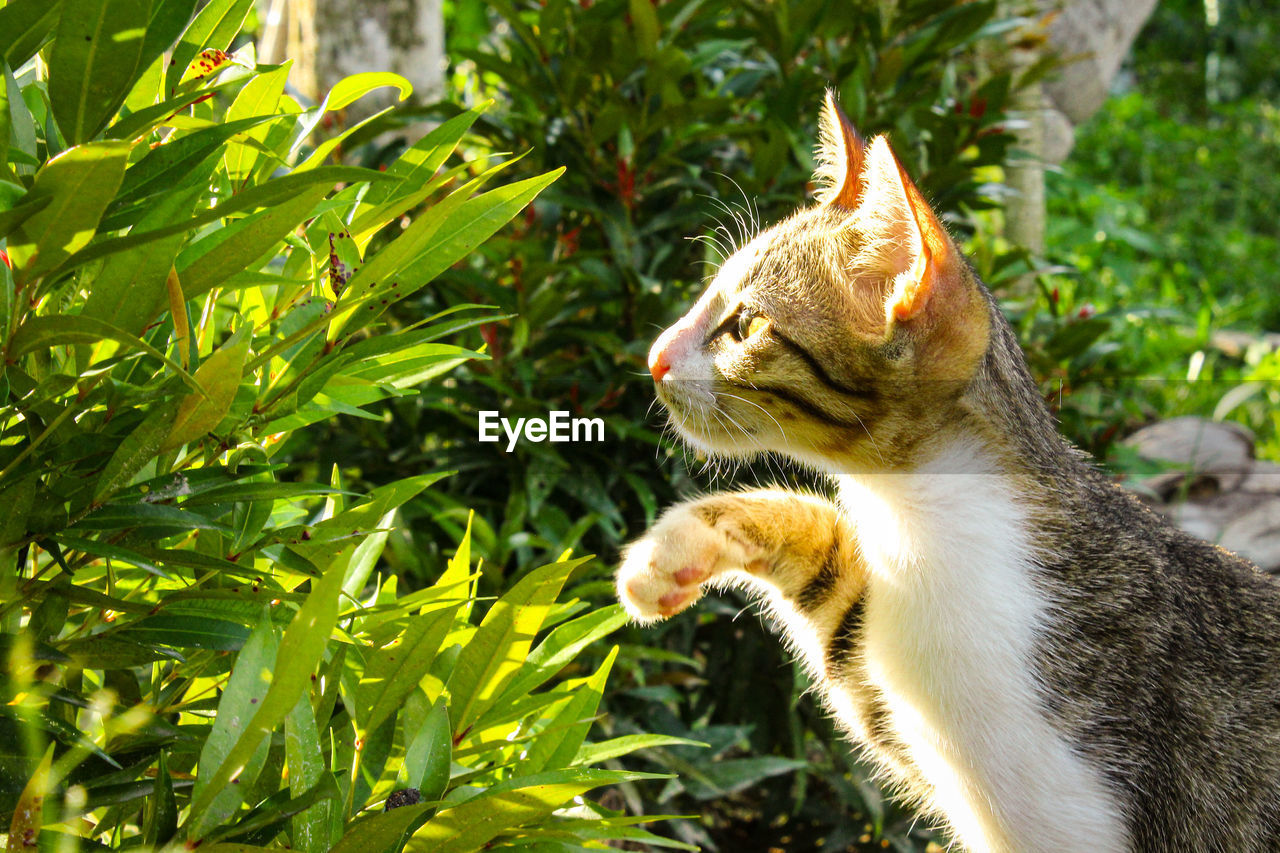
[814, 90, 866, 209]
[853, 135, 957, 324]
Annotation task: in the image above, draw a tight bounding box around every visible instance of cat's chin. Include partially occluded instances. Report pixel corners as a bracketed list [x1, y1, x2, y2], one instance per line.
[663, 413, 761, 461]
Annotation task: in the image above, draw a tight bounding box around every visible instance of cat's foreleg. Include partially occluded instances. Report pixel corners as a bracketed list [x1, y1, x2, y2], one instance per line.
[616, 489, 866, 629]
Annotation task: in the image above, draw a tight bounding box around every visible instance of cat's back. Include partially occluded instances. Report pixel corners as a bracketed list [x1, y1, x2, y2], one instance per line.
[1034, 465, 1280, 851]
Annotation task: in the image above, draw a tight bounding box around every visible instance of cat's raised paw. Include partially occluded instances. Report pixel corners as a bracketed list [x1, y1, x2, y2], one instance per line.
[615, 503, 754, 623]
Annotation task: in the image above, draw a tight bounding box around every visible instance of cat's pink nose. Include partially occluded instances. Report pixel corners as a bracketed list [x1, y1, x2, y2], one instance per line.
[649, 348, 671, 381]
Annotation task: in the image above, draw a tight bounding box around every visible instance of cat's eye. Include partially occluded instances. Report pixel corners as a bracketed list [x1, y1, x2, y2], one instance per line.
[735, 312, 769, 342]
[707, 307, 769, 344]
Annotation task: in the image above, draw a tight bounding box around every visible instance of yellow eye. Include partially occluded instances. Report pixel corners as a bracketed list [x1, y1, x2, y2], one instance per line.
[734, 311, 768, 341]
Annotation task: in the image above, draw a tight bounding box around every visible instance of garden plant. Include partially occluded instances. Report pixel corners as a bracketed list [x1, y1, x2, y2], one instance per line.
[0, 1, 688, 850]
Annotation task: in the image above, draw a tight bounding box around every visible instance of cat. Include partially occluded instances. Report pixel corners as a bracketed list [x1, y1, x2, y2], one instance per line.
[616, 92, 1280, 853]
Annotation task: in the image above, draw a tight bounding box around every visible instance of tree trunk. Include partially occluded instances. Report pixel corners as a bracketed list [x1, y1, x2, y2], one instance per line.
[1002, 0, 1160, 284]
[257, 0, 445, 120]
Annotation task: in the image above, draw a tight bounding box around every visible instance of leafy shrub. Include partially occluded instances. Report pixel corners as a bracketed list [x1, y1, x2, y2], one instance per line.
[0, 3, 671, 850]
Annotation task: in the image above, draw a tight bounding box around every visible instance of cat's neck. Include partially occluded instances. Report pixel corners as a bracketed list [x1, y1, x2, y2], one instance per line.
[838, 295, 1088, 488]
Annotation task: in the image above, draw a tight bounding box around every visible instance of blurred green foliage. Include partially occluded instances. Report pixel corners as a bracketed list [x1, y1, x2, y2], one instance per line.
[1039, 0, 1280, 461]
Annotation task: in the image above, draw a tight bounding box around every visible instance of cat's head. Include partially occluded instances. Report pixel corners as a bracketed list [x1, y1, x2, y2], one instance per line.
[649, 93, 996, 472]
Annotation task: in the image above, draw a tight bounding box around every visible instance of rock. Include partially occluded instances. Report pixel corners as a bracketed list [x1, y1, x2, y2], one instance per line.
[1120, 417, 1280, 572]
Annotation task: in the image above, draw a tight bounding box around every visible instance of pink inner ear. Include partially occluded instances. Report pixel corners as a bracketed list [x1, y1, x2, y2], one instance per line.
[829, 102, 865, 210]
[848, 135, 956, 324]
[816, 93, 867, 210]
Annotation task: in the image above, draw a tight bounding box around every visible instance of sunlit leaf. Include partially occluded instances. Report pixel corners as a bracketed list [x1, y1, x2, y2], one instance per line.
[48, 0, 161, 144]
[6, 140, 131, 278]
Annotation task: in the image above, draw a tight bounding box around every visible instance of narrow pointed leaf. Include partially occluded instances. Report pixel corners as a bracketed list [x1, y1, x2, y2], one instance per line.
[446, 554, 588, 734]
[7, 140, 131, 277]
[82, 184, 203, 335]
[48, 0, 155, 144]
[165, 0, 253, 97]
[521, 646, 617, 774]
[285, 692, 332, 853]
[359, 602, 460, 734]
[162, 328, 249, 451]
[185, 541, 353, 838]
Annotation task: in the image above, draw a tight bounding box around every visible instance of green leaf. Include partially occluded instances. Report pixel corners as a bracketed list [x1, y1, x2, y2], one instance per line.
[521, 646, 617, 774]
[677, 755, 809, 800]
[143, 750, 178, 848]
[404, 699, 450, 803]
[82, 184, 202, 335]
[286, 474, 444, 570]
[0, 475, 37, 551]
[92, 396, 180, 503]
[184, 531, 352, 839]
[182, 481, 351, 507]
[122, 613, 253, 651]
[10, 313, 165, 358]
[573, 734, 708, 767]
[446, 554, 588, 734]
[0, 68, 11, 181]
[488, 605, 627, 713]
[56, 535, 168, 578]
[48, 0, 157, 144]
[107, 74, 244, 140]
[55, 166, 393, 273]
[176, 183, 332, 299]
[165, 0, 253, 97]
[138, 0, 197, 77]
[191, 612, 278, 835]
[515, 818, 700, 850]
[329, 803, 433, 853]
[340, 506, 394, 600]
[359, 602, 460, 734]
[333, 158, 514, 306]
[403, 168, 565, 289]
[628, 0, 660, 59]
[295, 105, 396, 172]
[360, 103, 486, 209]
[72, 502, 233, 533]
[284, 692, 332, 853]
[327, 72, 413, 111]
[59, 635, 183, 668]
[6, 744, 53, 851]
[338, 167, 564, 337]
[7, 315, 203, 395]
[0, 0, 63, 69]
[6, 140, 131, 278]
[4, 61, 36, 169]
[162, 327, 249, 451]
[434, 514, 476, 624]
[407, 769, 664, 853]
[113, 115, 274, 208]
[207, 775, 340, 847]
[222, 63, 290, 184]
[0, 195, 50, 242]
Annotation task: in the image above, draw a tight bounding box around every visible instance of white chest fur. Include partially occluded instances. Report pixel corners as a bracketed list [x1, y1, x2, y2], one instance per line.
[836, 444, 1127, 853]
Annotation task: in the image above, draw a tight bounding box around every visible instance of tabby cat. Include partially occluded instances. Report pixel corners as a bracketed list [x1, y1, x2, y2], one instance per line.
[616, 93, 1280, 852]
